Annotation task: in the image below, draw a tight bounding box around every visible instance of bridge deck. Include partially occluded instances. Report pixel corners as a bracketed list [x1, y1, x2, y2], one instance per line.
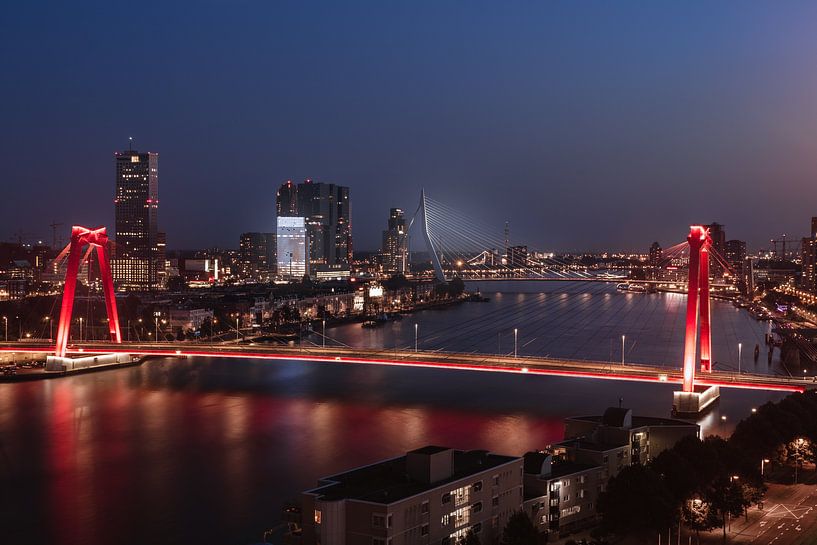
[0, 342, 805, 393]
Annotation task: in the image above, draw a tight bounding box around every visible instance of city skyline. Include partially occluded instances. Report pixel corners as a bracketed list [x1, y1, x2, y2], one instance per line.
[5, 2, 817, 251]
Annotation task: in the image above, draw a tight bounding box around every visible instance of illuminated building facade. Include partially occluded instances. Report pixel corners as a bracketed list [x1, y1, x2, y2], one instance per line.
[277, 217, 309, 279]
[380, 208, 407, 273]
[802, 217, 817, 292]
[112, 148, 163, 289]
[276, 179, 352, 271]
[239, 232, 275, 280]
[648, 242, 662, 265]
[294, 446, 523, 545]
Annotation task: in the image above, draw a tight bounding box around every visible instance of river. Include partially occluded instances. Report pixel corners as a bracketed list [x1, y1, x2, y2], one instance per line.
[0, 282, 791, 545]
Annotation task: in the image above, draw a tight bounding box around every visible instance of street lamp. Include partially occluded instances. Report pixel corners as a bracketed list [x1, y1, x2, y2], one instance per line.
[322, 319, 326, 348]
[514, 328, 518, 358]
[761, 458, 770, 477]
[2, 316, 6, 342]
[79, 317, 83, 342]
[621, 334, 626, 366]
[415, 323, 418, 353]
[44, 316, 52, 341]
[738, 342, 742, 374]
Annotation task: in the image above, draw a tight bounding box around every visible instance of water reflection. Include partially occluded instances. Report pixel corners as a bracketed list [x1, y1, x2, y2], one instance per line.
[0, 283, 792, 545]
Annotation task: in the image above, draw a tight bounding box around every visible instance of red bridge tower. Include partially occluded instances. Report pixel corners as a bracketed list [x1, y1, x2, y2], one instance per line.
[54, 226, 121, 358]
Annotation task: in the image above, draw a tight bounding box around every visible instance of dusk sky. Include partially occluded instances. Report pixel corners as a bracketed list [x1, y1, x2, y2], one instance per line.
[3, 1, 817, 252]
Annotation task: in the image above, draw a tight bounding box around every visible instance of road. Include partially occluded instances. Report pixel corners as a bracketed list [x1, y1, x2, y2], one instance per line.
[709, 482, 817, 545]
[0, 340, 808, 392]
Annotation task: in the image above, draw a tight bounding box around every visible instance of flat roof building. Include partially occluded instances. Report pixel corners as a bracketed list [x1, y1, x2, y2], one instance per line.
[291, 446, 523, 545]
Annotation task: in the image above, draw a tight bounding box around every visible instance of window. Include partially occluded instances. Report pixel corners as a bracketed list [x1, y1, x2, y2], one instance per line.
[442, 492, 452, 504]
[473, 522, 482, 534]
[563, 494, 569, 501]
[373, 514, 386, 528]
[373, 539, 386, 545]
[472, 502, 483, 514]
[473, 480, 483, 492]
[314, 510, 322, 524]
[493, 474, 499, 485]
[492, 496, 499, 507]
[421, 501, 429, 514]
[387, 514, 393, 528]
[421, 524, 429, 536]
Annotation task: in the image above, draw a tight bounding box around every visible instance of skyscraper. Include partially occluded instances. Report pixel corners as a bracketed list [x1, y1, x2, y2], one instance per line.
[112, 147, 162, 289]
[277, 180, 298, 217]
[239, 232, 276, 280]
[275, 180, 352, 270]
[380, 208, 407, 274]
[648, 242, 663, 265]
[277, 217, 309, 279]
[802, 217, 817, 292]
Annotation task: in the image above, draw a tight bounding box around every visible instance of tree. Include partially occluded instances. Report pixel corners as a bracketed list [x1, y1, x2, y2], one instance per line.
[682, 495, 720, 539]
[500, 511, 538, 545]
[707, 476, 750, 540]
[597, 464, 676, 538]
[458, 529, 481, 545]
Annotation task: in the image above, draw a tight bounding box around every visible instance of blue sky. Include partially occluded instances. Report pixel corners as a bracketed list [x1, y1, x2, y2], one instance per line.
[3, 1, 817, 251]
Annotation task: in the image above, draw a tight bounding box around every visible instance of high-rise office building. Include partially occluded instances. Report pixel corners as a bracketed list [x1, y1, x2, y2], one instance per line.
[802, 217, 817, 292]
[276, 179, 352, 269]
[277, 217, 309, 279]
[380, 208, 407, 274]
[725, 239, 747, 289]
[706, 223, 726, 277]
[239, 232, 276, 280]
[277, 180, 299, 217]
[648, 242, 662, 265]
[112, 148, 163, 289]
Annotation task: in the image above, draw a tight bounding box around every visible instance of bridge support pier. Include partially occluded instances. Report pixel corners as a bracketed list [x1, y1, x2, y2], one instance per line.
[674, 225, 719, 416]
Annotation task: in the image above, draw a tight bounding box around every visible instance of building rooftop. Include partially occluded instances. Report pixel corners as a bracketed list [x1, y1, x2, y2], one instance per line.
[555, 437, 627, 452]
[307, 447, 519, 504]
[567, 413, 698, 429]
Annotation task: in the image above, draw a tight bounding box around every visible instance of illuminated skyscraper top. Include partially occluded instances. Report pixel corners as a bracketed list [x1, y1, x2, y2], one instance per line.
[112, 146, 162, 289]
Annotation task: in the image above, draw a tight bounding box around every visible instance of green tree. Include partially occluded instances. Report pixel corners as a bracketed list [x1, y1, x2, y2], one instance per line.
[458, 529, 481, 545]
[500, 511, 538, 545]
[682, 495, 720, 540]
[707, 476, 750, 540]
[597, 464, 676, 538]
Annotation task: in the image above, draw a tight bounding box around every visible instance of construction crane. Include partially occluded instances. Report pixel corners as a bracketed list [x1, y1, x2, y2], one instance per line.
[770, 234, 791, 261]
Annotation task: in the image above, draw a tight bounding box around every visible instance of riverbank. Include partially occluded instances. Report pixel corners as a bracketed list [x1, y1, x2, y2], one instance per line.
[0, 352, 147, 382]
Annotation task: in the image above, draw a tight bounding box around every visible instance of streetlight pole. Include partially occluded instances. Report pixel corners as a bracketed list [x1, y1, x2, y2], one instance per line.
[322, 319, 326, 348]
[738, 342, 742, 374]
[155, 316, 159, 343]
[236, 314, 240, 341]
[414, 323, 418, 352]
[514, 328, 518, 358]
[761, 458, 770, 477]
[621, 334, 626, 366]
[2, 316, 6, 342]
[79, 317, 83, 342]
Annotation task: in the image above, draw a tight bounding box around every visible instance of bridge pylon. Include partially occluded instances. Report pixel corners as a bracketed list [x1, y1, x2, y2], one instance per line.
[675, 225, 719, 415]
[54, 226, 122, 358]
[408, 189, 446, 283]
